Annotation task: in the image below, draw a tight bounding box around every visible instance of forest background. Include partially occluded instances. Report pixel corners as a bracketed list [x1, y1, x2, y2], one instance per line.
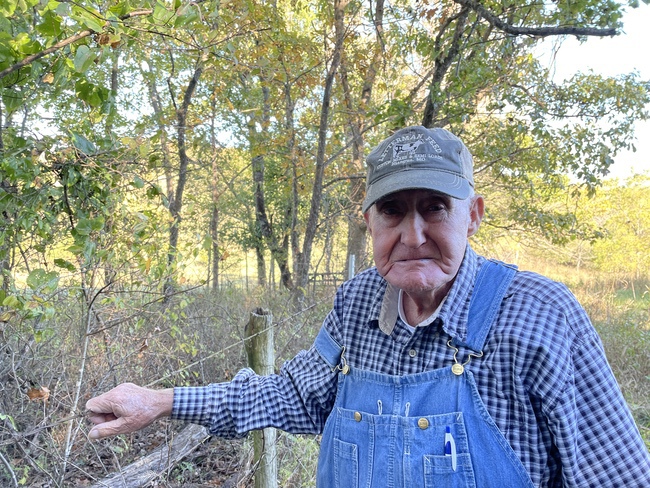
[1, 0, 649, 485]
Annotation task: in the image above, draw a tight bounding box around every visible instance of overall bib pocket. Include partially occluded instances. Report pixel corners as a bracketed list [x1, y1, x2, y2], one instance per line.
[408, 413, 476, 488]
[423, 452, 476, 488]
[331, 407, 477, 488]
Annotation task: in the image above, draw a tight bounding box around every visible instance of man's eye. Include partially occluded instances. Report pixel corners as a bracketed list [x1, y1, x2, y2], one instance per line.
[381, 206, 401, 215]
[427, 204, 445, 212]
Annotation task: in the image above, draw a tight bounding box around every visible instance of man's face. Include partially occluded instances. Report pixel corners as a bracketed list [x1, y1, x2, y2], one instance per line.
[364, 189, 483, 297]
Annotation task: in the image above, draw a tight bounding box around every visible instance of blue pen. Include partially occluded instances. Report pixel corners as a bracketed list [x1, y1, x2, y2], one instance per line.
[445, 426, 457, 471]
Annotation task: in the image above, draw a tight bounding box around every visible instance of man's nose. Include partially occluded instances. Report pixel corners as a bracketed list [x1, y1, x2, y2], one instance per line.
[400, 212, 427, 247]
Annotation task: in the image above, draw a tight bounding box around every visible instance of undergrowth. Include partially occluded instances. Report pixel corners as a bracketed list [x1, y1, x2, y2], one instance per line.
[1, 277, 648, 486]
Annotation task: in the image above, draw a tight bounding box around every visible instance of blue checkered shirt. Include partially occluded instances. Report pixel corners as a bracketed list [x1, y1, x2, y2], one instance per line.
[173, 247, 650, 487]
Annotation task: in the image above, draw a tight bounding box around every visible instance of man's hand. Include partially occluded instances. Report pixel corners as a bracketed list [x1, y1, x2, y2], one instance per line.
[85, 383, 174, 439]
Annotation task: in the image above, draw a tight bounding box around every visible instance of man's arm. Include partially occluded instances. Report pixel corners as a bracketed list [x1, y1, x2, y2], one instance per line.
[86, 383, 174, 439]
[86, 340, 338, 440]
[548, 330, 650, 486]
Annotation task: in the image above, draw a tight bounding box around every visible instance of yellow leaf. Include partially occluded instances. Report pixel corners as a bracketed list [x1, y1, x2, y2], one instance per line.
[0, 311, 13, 322]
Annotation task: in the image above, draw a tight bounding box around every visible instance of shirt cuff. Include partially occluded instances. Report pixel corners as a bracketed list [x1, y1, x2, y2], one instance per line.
[171, 384, 226, 427]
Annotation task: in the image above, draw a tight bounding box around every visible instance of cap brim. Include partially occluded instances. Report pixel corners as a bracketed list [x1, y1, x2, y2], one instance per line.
[362, 169, 471, 213]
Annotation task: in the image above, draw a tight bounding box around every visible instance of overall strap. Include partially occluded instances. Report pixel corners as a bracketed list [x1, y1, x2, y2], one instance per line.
[314, 326, 344, 370]
[453, 260, 517, 353]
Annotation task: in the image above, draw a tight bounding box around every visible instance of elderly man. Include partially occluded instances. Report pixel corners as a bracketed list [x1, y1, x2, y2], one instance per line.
[87, 126, 650, 486]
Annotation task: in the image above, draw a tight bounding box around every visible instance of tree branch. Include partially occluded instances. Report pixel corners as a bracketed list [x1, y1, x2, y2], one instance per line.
[0, 9, 154, 81]
[453, 0, 617, 37]
[422, 8, 470, 126]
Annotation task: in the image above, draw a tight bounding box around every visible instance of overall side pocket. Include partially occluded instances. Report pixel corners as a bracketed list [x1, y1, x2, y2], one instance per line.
[333, 438, 359, 488]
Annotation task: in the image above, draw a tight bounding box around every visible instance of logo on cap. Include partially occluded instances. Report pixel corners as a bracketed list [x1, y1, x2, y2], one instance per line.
[393, 140, 424, 161]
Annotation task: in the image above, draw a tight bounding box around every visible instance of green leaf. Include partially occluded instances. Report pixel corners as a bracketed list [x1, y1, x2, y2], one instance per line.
[0, 413, 16, 430]
[54, 258, 76, 272]
[108, 1, 132, 17]
[69, 130, 97, 155]
[0, 16, 11, 39]
[26, 269, 59, 293]
[73, 45, 96, 73]
[36, 10, 64, 37]
[67, 244, 84, 255]
[74, 219, 92, 236]
[90, 216, 105, 231]
[0, 0, 15, 16]
[54, 1, 70, 16]
[71, 6, 105, 32]
[175, 4, 199, 26]
[146, 185, 161, 198]
[153, 2, 175, 25]
[74, 79, 107, 107]
[74, 216, 104, 235]
[2, 87, 23, 114]
[11, 32, 42, 56]
[132, 176, 145, 189]
[2, 295, 21, 309]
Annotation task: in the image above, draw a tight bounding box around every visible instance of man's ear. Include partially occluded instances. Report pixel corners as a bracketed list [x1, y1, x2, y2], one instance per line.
[467, 195, 484, 237]
[363, 210, 372, 233]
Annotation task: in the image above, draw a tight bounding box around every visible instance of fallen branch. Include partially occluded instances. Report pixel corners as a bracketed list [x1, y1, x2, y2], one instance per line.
[90, 424, 210, 488]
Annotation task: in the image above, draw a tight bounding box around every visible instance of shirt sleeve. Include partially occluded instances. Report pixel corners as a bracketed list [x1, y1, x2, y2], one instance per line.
[546, 327, 650, 486]
[171, 344, 338, 437]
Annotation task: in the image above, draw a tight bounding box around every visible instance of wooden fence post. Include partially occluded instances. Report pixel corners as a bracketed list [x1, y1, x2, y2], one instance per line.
[244, 308, 278, 488]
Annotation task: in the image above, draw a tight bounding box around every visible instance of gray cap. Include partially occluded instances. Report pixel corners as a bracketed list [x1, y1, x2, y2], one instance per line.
[362, 126, 474, 213]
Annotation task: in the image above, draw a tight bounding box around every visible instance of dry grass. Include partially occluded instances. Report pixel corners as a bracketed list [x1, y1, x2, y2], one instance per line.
[1, 273, 648, 486]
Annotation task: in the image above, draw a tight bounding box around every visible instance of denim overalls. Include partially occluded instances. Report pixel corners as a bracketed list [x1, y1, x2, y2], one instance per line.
[315, 261, 535, 488]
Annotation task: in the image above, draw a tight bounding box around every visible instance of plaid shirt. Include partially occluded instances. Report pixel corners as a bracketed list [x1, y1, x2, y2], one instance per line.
[173, 247, 650, 487]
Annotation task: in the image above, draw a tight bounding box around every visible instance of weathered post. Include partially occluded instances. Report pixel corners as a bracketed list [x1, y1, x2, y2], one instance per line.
[244, 308, 278, 488]
[348, 254, 356, 280]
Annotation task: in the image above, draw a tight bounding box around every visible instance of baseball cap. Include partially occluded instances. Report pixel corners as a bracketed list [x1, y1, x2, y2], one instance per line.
[362, 126, 474, 212]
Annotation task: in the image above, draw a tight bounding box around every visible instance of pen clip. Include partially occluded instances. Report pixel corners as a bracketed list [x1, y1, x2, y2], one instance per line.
[445, 426, 457, 471]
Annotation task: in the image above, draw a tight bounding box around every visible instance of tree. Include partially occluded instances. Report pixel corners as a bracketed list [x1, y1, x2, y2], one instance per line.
[1, 0, 648, 297]
[590, 175, 650, 280]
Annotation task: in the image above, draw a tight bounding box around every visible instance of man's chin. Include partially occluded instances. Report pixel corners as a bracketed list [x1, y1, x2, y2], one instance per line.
[384, 267, 451, 292]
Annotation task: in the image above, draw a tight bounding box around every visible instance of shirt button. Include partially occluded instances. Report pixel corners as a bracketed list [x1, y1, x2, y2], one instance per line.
[354, 412, 362, 422]
[408, 349, 417, 358]
[418, 418, 429, 429]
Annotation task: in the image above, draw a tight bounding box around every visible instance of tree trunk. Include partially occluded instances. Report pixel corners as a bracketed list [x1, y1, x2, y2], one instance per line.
[339, 0, 384, 275]
[0, 105, 10, 292]
[421, 8, 470, 127]
[104, 51, 120, 289]
[165, 62, 203, 298]
[295, 0, 349, 293]
[255, 242, 267, 287]
[142, 59, 174, 205]
[209, 99, 221, 292]
[210, 205, 219, 291]
[249, 112, 294, 291]
[345, 180, 369, 274]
